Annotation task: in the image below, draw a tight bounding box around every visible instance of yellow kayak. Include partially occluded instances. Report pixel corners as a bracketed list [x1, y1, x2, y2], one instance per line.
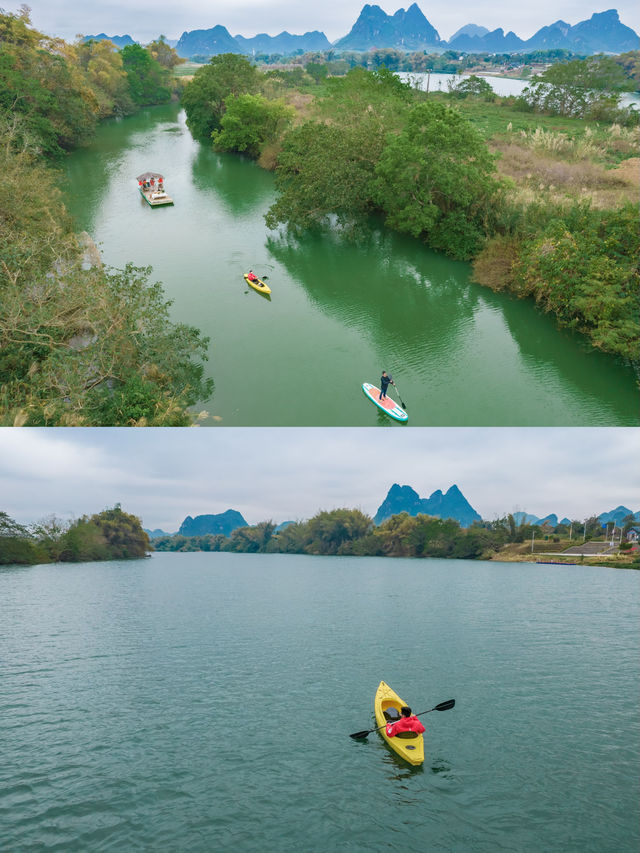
[374, 680, 425, 766]
[244, 274, 271, 295]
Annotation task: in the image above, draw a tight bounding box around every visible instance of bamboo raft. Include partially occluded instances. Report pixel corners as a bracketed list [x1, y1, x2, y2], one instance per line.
[137, 171, 173, 206]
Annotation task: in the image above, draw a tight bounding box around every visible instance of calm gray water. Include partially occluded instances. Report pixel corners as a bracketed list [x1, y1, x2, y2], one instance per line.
[1, 552, 638, 852]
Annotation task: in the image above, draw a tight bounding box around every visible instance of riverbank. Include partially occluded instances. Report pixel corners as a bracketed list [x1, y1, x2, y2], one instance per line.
[487, 542, 639, 569]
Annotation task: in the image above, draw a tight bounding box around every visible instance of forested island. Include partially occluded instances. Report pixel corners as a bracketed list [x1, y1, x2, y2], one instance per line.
[0, 506, 149, 565]
[0, 10, 212, 425]
[181, 52, 639, 366]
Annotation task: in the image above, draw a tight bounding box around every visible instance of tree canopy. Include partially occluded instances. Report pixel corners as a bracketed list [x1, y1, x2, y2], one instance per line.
[519, 56, 637, 121]
[373, 101, 501, 258]
[181, 53, 259, 140]
[0, 506, 149, 565]
[212, 93, 293, 158]
[121, 43, 171, 106]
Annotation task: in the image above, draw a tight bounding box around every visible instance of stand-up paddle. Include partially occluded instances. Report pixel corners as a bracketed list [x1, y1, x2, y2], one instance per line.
[349, 699, 455, 739]
[392, 382, 406, 408]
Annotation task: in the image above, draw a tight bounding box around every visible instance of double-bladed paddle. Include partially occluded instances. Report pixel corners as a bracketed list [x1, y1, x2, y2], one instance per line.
[349, 699, 455, 740]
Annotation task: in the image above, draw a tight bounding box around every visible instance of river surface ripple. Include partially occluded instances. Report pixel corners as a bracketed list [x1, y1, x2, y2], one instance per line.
[1, 553, 638, 853]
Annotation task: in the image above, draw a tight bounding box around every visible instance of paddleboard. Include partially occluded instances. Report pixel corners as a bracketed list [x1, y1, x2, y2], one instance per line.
[362, 382, 408, 422]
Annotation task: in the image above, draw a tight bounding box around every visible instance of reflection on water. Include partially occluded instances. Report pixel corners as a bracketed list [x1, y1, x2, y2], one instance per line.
[62, 105, 639, 426]
[267, 229, 639, 424]
[191, 146, 274, 216]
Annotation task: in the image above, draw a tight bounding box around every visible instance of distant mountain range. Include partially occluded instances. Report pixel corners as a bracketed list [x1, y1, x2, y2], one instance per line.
[373, 484, 482, 527]
[447, 10, 639, 54]
[87, 6, 639, 58]
[144, 509, 248, 539]
[83, 33, 136, 48]
[513, 506, 639, 527]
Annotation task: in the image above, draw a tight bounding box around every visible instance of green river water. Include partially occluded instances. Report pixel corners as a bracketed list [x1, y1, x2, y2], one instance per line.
[62, 104, 639, 426]
[1, 553, 638, 853]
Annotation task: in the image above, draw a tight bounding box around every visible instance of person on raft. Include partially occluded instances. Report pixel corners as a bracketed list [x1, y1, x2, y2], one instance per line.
[379, 371, 395, 400]
[247, 270, 260, 284]
[386, 706, 426, 737]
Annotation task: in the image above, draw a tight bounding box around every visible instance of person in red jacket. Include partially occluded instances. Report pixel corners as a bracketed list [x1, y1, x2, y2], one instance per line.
[386, 706, 426, 737]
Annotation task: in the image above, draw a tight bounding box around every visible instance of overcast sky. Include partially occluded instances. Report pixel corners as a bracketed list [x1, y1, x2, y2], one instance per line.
[5, 1, 639, 45]
[0, 428, 637, 531]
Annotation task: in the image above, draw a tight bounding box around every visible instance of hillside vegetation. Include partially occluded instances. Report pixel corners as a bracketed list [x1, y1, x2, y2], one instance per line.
[0, 10, 211, 425]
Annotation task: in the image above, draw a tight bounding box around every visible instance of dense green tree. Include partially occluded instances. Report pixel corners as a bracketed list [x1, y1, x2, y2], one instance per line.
[146, 36, 184, 70]
[614, 50, 640, 89]
[304, 509, 373, 555]
[91, 505, 149, 559]
[265, 119, 383, 231]
[269, 521, 307, 554]
[120, 43, 171, 106]
[583, 516, 604, 538]
[373, 101, 502, 259]
[225, 521, 276, 553]
[212, 94, 293, 158]
[266, 68, 412, 233]
[305, 62, 328, 84]
[448, 74, 495, 100]
[519, 56, 637, 122]
[74, 38, 133, 117]
[181, 53, 259, 140]
[0, 115, 76, 287]
[0, 10, 97, 155]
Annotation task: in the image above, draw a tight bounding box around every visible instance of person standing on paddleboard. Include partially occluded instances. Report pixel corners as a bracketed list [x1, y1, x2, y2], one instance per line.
[379, 371, 395, 400]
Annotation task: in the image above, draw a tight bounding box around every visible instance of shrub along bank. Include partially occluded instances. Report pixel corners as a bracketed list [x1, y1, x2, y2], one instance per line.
[0, 507, 149, 565]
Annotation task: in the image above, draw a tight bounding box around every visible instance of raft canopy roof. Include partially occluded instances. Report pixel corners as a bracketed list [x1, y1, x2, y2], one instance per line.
[137, 172, 164, 181]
